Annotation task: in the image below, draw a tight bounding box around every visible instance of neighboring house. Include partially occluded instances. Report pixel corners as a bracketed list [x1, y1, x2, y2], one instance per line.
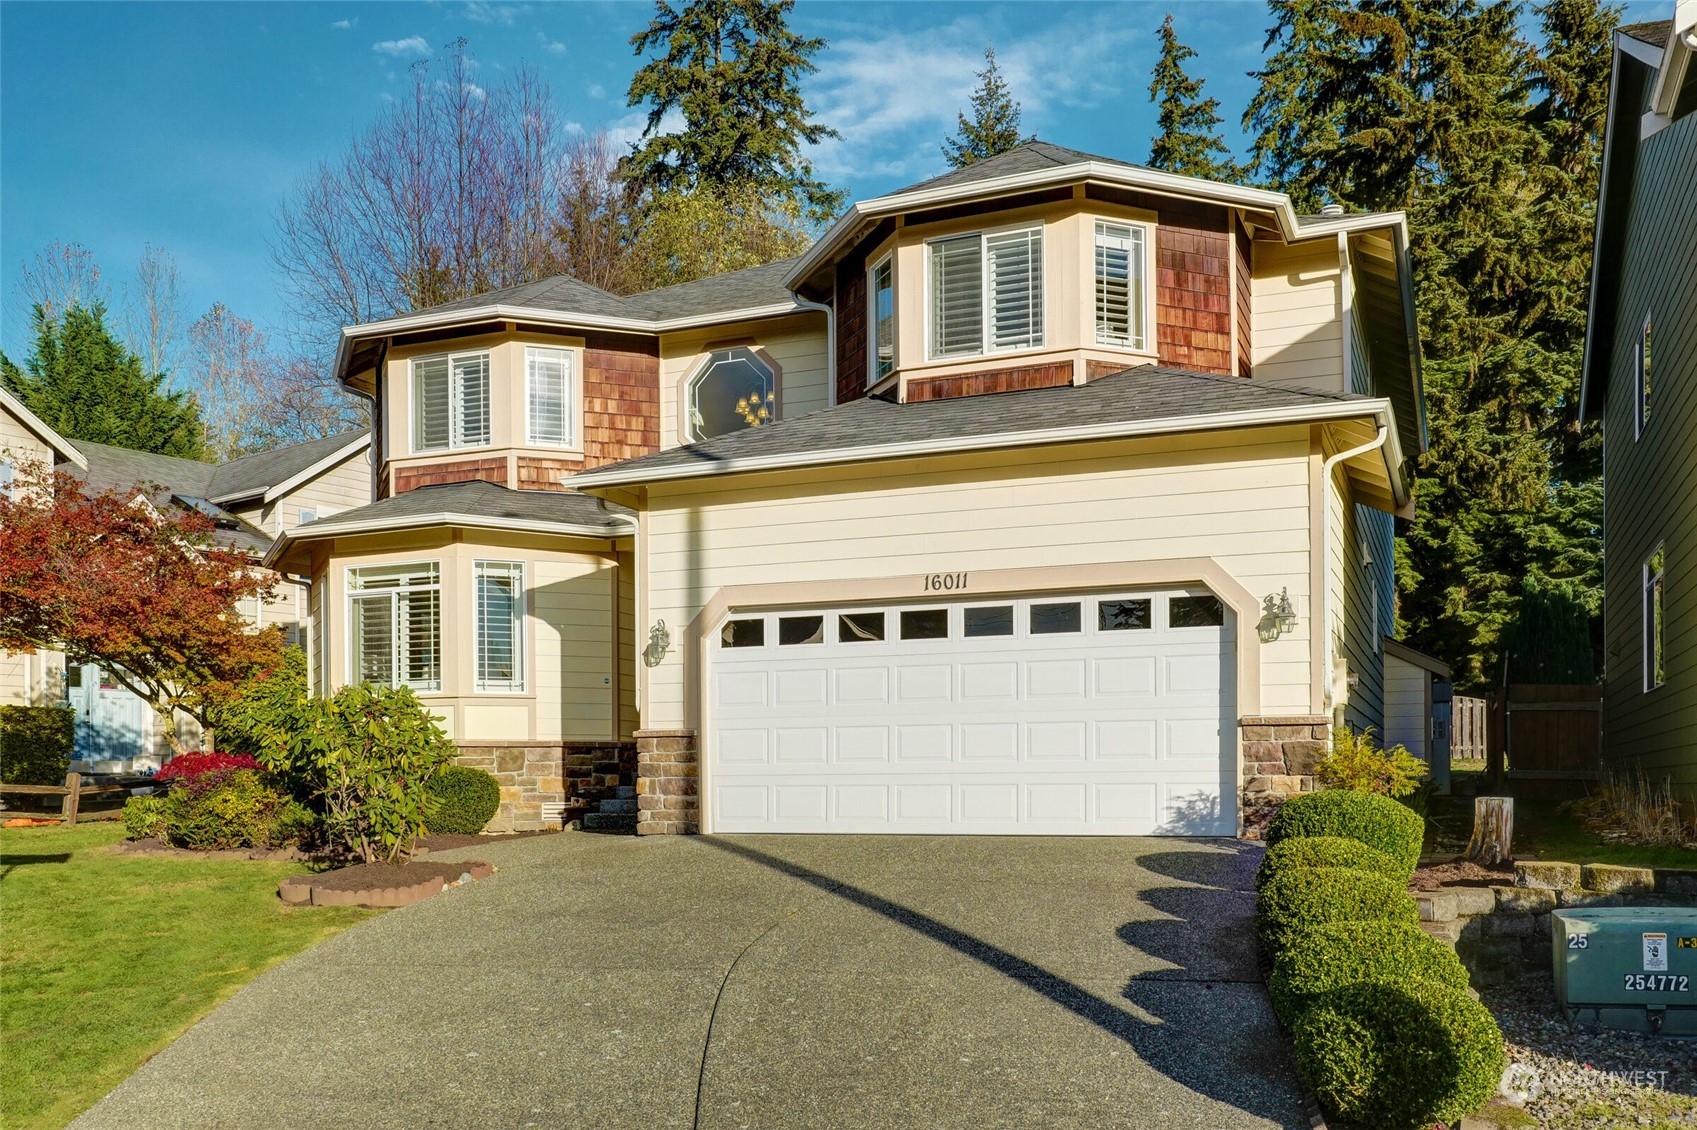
[0, 383, 87, 711]
[272, 140, 1425, 837]
[1581, 7, 1697, 806]
[62, 431, 371, 770]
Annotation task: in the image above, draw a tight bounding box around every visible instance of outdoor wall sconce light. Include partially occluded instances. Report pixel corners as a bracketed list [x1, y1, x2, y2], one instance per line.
[643, 620, 671, 668]
[1257, 588, 1298, 643]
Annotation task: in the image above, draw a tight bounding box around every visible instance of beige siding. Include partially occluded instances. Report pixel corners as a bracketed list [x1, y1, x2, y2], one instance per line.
[1382, 654, 1429, 759]
[1252, 240, 1343, 392]
[1, 405, 63, 706]
[658, 314, 830, 450]
[314, 529, 628, 743]
[1327, 463, 1393, 733]
[258, 449, 373, 536]
[617, 547, 639, 736]
[640, 426, 1320, 727]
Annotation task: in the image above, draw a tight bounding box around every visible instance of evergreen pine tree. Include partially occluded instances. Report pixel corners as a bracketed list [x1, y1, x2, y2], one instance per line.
[624, 0, 844, 223]
[1, 302, 207, 460]
[1146, 14, 1239, 180]
[941, 47, 1028, 169]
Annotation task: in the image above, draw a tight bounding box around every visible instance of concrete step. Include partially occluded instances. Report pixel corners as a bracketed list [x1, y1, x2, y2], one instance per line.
[597, 798, 637, 815]
[614, 785, 637, 800]
[582, 812, 637, 834]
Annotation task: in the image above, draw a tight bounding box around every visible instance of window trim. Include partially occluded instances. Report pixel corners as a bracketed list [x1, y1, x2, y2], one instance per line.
[1644, 543, 1665, 692]
[1636, 311, 1652, 440]
[524, 344, 579, 450]
[868, 253, 895, 387]
[345, 560, 443, 694]
[1092, 218, 1155, 354]
[410, 349, 493, 455]
[473, 559, 527, 694]
[923, 220, 1046, 362]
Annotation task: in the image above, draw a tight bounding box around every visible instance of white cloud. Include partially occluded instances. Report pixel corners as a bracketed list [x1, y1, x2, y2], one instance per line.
[536, 31, 567, 56]
[805, 14, 1142, 185]
[462, 2, 524, 25]
[330, 17, 355, 30]
[372, 36, 432, 58]
[587, 83, 605, 99]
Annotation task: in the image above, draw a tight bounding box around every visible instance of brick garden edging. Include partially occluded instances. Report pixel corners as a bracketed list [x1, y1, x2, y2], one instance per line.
[277, 860, 494, 908]
[1417, 863, 1697, 985]
[1240, 715, 1329, 839]
[635, 728, 698, 835]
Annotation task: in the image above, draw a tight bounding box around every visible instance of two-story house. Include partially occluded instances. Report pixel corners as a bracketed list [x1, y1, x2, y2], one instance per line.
[270, 141, 1425, 838]
[1581, 7, 1697, 807]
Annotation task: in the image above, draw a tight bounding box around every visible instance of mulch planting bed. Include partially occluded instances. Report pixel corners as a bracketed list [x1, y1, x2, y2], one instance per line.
[412, 827, 559, 854]
[1409, 857, 1515, 891]
[111, 837, 317, 862]
[278, 859, 494, 909]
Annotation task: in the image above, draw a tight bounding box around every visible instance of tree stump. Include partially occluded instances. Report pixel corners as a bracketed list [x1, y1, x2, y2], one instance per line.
[1464, 796, 1514, 864]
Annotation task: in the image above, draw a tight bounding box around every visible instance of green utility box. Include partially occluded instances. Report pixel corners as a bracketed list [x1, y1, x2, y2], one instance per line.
[1552, 908, 1697, 1035]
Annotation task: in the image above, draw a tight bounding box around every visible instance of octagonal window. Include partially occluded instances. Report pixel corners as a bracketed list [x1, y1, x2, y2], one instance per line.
[687, 348, 777, 442]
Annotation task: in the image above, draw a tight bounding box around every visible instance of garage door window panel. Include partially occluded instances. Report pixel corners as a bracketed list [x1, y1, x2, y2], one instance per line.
[722, 618, 766, 648]
[1030, 602, 1082, 634]
[779, 615, 825, 645]
[965, 605, 1015, 637]
[1169, 595, 1225, 628]
[839, 611, 886, 642]
[1099, 599, 1152, 632]
[900, 608, 950, 640]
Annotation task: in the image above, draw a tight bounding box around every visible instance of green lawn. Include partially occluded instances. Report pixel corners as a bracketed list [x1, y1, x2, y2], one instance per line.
[1, 822, 375, 1129]
[1514, 798, 1697, 870]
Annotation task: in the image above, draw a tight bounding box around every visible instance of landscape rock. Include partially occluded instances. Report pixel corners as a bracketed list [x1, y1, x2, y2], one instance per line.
[1515, 860, 1582, 891]
[1582, 863, 1655, 895]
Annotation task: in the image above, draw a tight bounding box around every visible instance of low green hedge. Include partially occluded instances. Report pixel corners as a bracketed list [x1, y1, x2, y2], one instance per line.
[1256, 865, 1418, 955]
[424, 766, 501, 835]
[1267, 919, 1471, 1024]
[0, 704, 75, 786]
[122, 794, 168, 840]
[1255, 835, 1407, 891]
[1293, 978, 1505, 1130]
[121, 772, 316, 850]
[1265, 789, 1425, 879]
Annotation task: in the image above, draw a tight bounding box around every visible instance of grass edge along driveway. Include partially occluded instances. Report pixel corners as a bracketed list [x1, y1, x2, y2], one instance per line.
[1, 822, 374, 1130]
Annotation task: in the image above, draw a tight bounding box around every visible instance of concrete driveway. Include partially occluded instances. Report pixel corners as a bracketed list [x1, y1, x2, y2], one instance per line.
[74, 833, 1308, 1129]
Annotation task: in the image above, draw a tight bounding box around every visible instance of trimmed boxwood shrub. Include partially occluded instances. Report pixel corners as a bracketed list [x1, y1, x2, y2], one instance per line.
[1265, 789, 1425, 879]
[1257, 865, 1418, 955]
[424, 766, 501, 835]
[0, 704, 75, 786]
[1255, 835, 1406, 892]
[1267, 919, 1470, 1024]
[1293, 978, 1505, 1130]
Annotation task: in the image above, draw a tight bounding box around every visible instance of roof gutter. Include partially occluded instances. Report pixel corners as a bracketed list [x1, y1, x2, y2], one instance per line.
[568, 397, 1399, 491]
[263, 509, 636, 568]
[784, 162, 1408, 289]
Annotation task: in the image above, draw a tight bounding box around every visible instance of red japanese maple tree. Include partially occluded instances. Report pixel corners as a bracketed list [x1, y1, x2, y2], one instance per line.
[0, 461, 283, 755]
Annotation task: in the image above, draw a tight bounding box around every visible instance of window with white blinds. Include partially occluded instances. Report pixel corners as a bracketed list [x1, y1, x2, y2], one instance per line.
[348, 562, 441, 692]
[412, 351, 491, 453]
[927, 226, 1044, 359]
[526, 347, 573, 446]
[1095, 221, 1148, 350]
[870, 256, 895, 383]
[474, 561, 525, 692]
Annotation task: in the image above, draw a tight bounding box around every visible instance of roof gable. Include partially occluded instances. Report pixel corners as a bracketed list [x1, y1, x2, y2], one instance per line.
[207, 430, 369, 504]
[0, 385, 86, 468]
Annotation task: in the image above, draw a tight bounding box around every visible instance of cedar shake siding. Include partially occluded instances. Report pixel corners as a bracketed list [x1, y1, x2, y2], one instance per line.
[1155, 200, 1233, 375]
[517, 456, 582, 491]
[906, 361, 1074, 402]
[835, 256, 869, 405]
[1234, 221, 1254, 378]
[582, 332, 660, 469]
[394, 457, 507, 493]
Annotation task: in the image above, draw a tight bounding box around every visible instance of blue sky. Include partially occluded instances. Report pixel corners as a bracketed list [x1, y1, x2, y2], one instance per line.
[0, 0, 1660, 365]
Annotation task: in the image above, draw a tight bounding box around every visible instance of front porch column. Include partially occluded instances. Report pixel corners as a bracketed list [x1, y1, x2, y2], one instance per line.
[635, 729, 698, 835]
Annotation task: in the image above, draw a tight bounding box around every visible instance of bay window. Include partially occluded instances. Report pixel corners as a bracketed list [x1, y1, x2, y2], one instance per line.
[526, 346, 573, 447]
[349, 562, 440, 692]
[870, 256, 894, 383]
[1095, 221, 1148, 350]
[474, 561, 525, 692]
[413, 351, 490, 453]
[928, 225, 1044, 359]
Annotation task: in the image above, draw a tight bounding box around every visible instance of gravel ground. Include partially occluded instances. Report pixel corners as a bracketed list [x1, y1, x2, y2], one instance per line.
[1474, 973, 1697, 1128]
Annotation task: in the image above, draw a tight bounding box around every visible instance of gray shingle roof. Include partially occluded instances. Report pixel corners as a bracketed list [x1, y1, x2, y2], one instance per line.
[420, 276, 643, 320]
[892, 141, 1149, 196]
[623, 258, 803, 321]
[71, 441, 273, 555]
[208, 430, 368, 502]
[572, 365, 1378, 485]
[1621, 20, 1671, 48]
[290, 480, 633, 536]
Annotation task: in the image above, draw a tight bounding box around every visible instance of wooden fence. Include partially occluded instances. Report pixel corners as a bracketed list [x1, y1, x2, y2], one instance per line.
[0, 772, 155, 825]
[1488, 684, 1604, 782]
[1452, 697, 1489, 761]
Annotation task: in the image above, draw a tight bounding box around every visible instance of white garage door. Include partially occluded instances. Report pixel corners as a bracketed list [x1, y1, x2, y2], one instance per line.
[706, 588, 1237, 836]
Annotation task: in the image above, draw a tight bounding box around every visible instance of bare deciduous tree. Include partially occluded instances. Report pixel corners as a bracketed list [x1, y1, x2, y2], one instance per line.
[554, 131, 639, 294]
[10, 241, 107, 339]
[121, 244, 185, 378]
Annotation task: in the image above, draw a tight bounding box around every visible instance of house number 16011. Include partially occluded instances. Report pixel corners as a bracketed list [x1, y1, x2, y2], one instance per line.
[924, 572, 968, 592]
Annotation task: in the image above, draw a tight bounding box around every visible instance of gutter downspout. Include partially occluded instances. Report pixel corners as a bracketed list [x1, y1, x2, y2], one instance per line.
[1319, 424, 1389, 716]
[791, 293, 836, 405]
